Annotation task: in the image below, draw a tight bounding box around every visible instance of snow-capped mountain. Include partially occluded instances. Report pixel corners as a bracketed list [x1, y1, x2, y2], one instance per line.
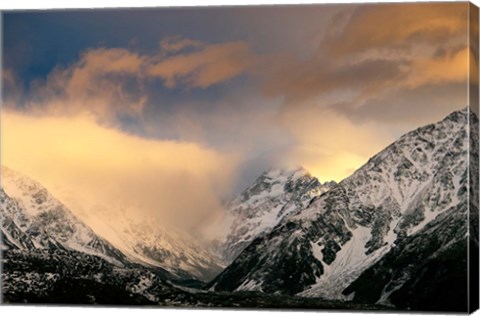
[209, 108, 473, 311]
[219, 167, 334, 262]
[0, 166, 224, 282]
[0, 166, 221, 303]
[1, 166, 127, 266]
[1, 107, 476, 311]
[58, 197, 225, 282]
[342, 108, 478, 312]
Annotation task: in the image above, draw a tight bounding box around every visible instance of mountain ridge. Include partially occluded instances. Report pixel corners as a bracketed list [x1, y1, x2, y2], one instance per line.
[1, 107, 475, 311]
[1, 166, 129, 266]
[0, 166, 222, 282]
[209, 107, 473, 312]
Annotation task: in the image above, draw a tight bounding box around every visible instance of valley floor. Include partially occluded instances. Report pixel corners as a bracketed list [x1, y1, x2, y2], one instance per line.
[4, 285, 390, 311]
[1, 249, 388, 310]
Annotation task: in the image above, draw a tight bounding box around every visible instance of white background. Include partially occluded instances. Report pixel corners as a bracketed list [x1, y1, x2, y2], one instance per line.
[0, 0, 479, 315]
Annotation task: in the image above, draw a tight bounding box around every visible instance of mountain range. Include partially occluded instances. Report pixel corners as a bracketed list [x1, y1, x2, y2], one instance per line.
[1, 107, 477, 312]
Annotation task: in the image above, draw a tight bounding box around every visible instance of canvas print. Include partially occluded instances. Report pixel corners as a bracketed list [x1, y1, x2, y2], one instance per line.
[1, 1, 479, 313]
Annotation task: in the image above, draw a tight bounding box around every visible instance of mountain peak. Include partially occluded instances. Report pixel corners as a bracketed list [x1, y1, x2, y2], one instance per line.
[443, 106, 468, 124]
[217, 165, 334, 262]
[1, 165, 17, 179]
[263, 166, 308, 178]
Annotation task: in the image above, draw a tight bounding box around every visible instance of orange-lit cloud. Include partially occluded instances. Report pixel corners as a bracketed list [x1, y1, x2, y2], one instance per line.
[338, 83, 467, 126]
[147, 41, 256, 88]
[29, 48, 147, 123]
[159, 35, 203, 53]
[406, 47, 469, 88]
[262, 56, 408, 102]
[3, 2, 472, 199]
[1, 110, 240, 231]
[273, 106, 391, 182]
[12, 38, 256, 126]
[325, 3, 468, 56]
[258, 2, 469, 132]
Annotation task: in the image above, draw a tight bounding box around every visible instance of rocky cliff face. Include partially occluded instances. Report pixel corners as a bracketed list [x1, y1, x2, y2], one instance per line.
[342, 109, 478, 312]
[210, 108, 473, 312]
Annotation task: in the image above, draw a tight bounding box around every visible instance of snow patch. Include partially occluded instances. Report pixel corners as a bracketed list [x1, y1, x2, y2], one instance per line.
[300, 225, 391, 300]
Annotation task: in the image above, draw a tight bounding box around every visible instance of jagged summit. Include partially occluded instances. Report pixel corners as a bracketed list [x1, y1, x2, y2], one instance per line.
[444, 106, 468, 122]
[235, 166, 334, 204]
[217, 166, 335, 263]
[262, 166, 309, 178]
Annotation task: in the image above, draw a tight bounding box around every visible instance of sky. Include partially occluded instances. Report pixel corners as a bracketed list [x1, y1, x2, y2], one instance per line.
[1, 3, 473, 235]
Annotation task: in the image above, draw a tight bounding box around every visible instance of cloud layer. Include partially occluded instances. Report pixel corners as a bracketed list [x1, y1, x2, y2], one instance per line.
[7, 36, 256, 127]
[148, 40, 256, 88]
[2, 3, 471, 241]
[2, 111, 239, 231]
